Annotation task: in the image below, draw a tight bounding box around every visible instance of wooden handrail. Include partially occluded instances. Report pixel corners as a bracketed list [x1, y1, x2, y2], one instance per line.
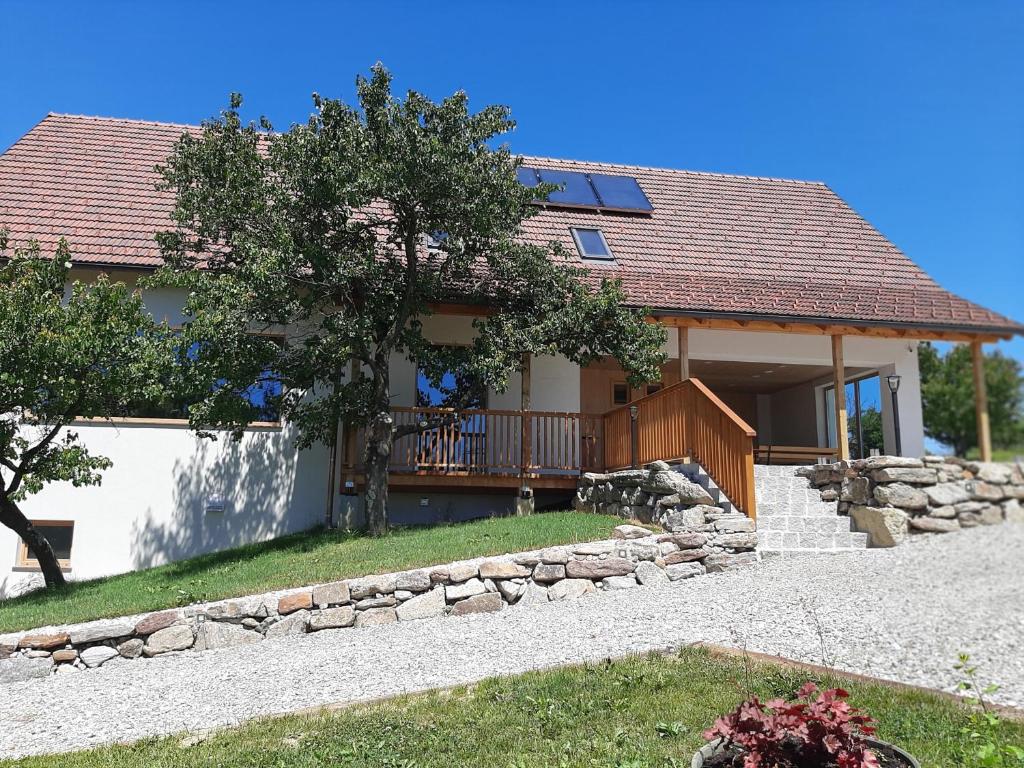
[602, 377, 757, 519]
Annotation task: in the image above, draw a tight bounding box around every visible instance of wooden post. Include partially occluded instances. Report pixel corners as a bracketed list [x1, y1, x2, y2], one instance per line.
[520, 353, 532, 476]
[677, 326, 690, 382]
[831, 335, 850, 461]
[971, 340, 992, 462]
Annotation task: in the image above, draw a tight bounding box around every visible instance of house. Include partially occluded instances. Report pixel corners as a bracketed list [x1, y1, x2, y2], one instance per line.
[0, 113, 1020, 595]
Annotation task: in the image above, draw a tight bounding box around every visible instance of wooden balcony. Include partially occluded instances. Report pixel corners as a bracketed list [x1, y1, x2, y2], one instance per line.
[342, 377, 759, 518]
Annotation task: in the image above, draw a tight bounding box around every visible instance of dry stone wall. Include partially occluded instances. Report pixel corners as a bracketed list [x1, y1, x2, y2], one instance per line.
[0, 503, 758, 683]
[573, 461, 758, 569]
[803, 455, 1024, 546]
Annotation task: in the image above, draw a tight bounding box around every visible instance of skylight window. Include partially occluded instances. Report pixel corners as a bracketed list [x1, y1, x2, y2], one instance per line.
[571, 227, 613, 260]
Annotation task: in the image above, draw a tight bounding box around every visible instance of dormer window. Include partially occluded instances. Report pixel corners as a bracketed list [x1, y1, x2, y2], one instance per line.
[571, 227, 613, 261]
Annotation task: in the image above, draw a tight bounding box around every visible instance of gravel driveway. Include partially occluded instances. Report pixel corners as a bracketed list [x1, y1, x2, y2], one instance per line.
[2, 524, 1022, 759]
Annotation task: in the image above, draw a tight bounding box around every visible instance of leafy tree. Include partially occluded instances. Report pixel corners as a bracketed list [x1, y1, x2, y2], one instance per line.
[919, 342, 1024, 456]
[849, 405, 884, 459]
[154, 65, 666, 536]
[0, 234, 173, 587]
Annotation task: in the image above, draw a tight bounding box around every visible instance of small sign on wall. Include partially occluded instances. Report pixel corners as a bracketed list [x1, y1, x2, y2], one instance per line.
[205, 494, 227, 515]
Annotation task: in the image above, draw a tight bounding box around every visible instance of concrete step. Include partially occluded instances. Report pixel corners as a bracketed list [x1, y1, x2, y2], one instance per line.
[756, 515, 854, 534]
[755, 500, 842, 517]
[757, 529, 868, 552]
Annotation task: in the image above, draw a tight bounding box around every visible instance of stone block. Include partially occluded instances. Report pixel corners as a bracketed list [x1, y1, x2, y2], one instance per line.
[517, 583, 550, 605]
[52, 648, 78, 664]
[277, 591, 313, 615]
[309, 606, 357, 630]
[850, 505, 908, 547]
[871, 467, 938, 485]
[264, 610, 310, 638]
[669, 532, 708, 549]
[538, 547, 570, 564]
[496, 580, 525, 603]
[532, 563, 566, 583]
[634, 561, 669, 586]
[69, 619, 135, 645]
[664, 562, 706, 580]
[350, 573, 398, 599]
[873, 483, 928, 510]
[450, 592, 504, 616]
[663, 549, 707, 564]
[446, 578, 487, 601]
[716, 532, 759, 550]
[711, 515, 753, 533]
[973, 462, 1013, 484]
[79, 647, 120, 671]
[0, 655, 53, 683]
[135, 610, 182, 637]
[548, 579, 597, 601]
[1003, 499, 1024, 523]
[641, 472, 713, 504]
[18, 633, 69, 651]
[355, 596, 399, 610]
[312, 580, 351, 607]
[117, 638, 144, 659]
[394, 588, 446, 622]
[613, 524, 652, 540]
[908, 516, 960, 533]
[479, 560, 531, 580]
[143, 624, 195, 656]
[969, 481, 1006, 502]
[925, 483, 971, 507]
[660, 507, 707, 532]
[855, 456, 924, 471]
[565, 557, 635, 579]
[603, 575, 638, 590]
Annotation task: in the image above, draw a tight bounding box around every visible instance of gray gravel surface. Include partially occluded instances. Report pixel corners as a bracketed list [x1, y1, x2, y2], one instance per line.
[2, 524, 1022, 759]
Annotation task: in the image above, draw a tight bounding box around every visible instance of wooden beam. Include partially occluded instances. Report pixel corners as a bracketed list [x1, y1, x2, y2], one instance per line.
[655, 315, 1007, 343]
[520, 353, 532, 487]
[831, 335, 851, 461]
[677, 326, 690, 381]
[971, 340, 993, 462]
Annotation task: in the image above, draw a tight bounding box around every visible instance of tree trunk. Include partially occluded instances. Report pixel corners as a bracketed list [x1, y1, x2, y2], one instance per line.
[0, 495, 67, 588]
[363, 409, 394, 537]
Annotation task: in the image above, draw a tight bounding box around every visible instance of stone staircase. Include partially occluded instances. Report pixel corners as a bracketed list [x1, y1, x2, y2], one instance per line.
[753, 465, 869, 555]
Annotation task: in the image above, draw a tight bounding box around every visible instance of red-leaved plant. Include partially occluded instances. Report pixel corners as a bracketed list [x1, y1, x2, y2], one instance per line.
[703, 682, 880, 768]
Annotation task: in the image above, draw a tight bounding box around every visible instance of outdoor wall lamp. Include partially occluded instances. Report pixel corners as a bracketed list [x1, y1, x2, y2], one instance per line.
[886, 375, 902, 456]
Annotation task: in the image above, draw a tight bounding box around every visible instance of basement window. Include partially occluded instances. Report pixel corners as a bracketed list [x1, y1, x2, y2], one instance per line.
[571, 227, 613, 261]
[16, 521, 74, 570]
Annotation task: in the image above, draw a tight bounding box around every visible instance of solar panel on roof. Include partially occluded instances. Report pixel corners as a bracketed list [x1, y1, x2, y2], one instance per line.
[516, 165, 653, 213]
[537, 170, 601, 207]
[516, 167, 540, 187]
[589, 173, 653, 212]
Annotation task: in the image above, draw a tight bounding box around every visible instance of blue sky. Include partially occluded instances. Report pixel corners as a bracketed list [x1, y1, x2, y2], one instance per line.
[1, 1, 1021, 360]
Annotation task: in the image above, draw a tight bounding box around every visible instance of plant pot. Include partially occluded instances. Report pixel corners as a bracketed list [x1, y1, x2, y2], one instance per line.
[691, 737, 920, 768]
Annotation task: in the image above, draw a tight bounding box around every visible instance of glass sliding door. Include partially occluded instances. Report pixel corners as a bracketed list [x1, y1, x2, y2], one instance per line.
[824, 374, 884, 459]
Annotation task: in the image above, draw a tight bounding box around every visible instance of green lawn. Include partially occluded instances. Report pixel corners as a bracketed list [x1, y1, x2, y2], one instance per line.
[966, 446, 1024, 462]
[0, 512, 623, 633]
[6, 647, 1021, 767]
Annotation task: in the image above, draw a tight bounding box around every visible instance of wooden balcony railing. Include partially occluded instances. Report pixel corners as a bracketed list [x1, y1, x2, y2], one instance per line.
[342, 377, 757, 519]
[602, 378, 757, 518]
[350, 407, 604, 478]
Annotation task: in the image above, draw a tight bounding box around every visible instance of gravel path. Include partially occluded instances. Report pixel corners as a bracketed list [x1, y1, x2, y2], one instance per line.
[2, 524, 1022, 759]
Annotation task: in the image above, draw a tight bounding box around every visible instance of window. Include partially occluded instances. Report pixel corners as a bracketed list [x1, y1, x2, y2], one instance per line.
[17, 521, 74, 569]
[571, 227, 613, 260]
[612, 382, 629, 405]
[121, 333, 284, 423]
[646, 383, 662, 396]
[425, 231, 448, 252]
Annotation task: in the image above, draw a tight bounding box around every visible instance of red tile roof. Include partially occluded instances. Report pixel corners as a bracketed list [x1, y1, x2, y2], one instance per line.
[1, 113, 1020, 335]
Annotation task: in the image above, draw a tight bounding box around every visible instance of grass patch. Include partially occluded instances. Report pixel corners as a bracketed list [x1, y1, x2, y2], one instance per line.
[6, 647, 1021, 767]
[966, 446, 1024, 462]
[0, 512, 622, 633]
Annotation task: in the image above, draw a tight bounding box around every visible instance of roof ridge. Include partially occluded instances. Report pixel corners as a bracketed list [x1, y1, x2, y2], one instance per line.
[46, 112, 197, 131]
[519, 154, 827, 186]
